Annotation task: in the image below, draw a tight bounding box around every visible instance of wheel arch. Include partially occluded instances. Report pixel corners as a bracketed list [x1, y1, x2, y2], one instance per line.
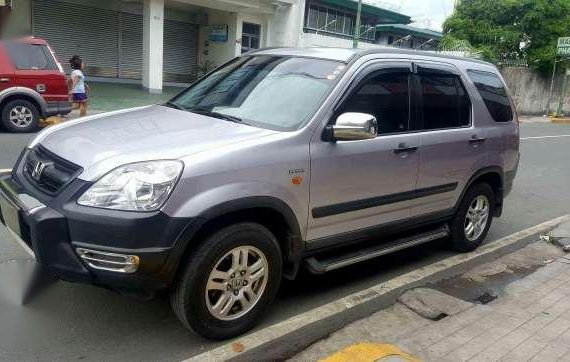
[165, 197, 304, 283]
[457, 167, 504, 217]
[0, 87, 48, 117]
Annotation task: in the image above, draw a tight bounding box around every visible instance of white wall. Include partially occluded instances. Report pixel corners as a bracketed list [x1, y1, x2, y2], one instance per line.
[199, 9, 239, 68]
[299, 32, 384, 49]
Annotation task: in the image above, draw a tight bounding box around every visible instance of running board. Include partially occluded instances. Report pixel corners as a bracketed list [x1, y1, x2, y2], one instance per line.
[304, 224, 450, 274]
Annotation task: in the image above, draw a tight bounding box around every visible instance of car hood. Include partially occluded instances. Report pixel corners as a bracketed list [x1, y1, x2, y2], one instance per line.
[35, 105, 278, 178]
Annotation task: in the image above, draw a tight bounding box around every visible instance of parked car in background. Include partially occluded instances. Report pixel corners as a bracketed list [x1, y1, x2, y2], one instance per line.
[0, 47, 519, 340]
[0, 37, 71, 133]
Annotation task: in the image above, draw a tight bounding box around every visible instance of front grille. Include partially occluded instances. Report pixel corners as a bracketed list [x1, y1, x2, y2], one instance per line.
[23, 146, 82, 195]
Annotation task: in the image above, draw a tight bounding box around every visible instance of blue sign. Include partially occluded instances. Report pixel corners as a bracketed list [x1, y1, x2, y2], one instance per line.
[210, 25, 228, 42]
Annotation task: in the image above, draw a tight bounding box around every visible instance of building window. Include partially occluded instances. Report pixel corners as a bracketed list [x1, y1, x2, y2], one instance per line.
[242, 22, 261, 54]
[305, 4, 375, 42]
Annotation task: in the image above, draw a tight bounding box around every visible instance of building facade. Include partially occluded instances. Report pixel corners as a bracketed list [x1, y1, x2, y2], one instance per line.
[5, 0, 439, 93]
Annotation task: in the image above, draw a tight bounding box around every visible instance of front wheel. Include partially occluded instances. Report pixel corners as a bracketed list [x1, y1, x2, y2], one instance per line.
[449, 183, 495, 252]
[171, 223, 282, 340]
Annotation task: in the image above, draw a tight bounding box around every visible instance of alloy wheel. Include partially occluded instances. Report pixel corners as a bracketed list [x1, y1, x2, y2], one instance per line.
[464, 195, 489, 241]
[205, 245, 268, 321]
[9, 106, 34, 128]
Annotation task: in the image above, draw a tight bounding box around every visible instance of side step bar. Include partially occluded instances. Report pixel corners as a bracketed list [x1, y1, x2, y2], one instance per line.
[304, 224, 450, 274]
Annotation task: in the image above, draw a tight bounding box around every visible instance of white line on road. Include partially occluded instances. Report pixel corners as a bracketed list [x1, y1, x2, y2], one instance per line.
[187, 215, 570, 361]
[521, 135, 570, 140]
[0, 169, 12, 173]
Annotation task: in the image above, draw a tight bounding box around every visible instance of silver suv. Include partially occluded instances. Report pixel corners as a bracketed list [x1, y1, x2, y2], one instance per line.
[0, 48, 519, 340]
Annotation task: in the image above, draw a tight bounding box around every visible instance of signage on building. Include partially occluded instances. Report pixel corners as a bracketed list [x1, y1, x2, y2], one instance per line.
[210, 25, 228, 42]
[557, 37, 570, 56]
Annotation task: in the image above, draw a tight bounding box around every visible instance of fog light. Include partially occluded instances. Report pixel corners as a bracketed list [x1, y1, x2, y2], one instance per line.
[76, 248, 139, 274]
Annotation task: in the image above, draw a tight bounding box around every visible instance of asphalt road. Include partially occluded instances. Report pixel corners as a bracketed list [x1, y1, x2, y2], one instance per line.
[0, 121, 569, 361]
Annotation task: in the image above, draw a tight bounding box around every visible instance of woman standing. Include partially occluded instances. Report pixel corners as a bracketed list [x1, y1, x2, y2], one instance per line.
[69, 55, 88, 117]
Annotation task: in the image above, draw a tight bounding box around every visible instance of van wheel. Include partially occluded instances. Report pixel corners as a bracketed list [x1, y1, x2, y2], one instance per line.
[449, 183, 495, 252]
[1, 99, 40, 133]
[171, 223, 282, 340]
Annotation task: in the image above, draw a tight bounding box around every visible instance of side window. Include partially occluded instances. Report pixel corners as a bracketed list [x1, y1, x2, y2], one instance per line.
[5, 43, 54, 70]
[419, 71, 471, 130]
[467, 70, 513, 123]
[339, 71, 410, 134]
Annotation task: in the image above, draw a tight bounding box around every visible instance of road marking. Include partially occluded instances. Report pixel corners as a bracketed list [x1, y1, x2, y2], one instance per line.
[321, 343, 419, 362]
[187, 215, 570, 361]
[521, 135, 570, 140]
[0, 169, 12, 173]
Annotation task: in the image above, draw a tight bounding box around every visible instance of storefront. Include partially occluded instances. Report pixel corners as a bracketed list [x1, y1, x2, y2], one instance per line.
[4, 0, 303, 92]
[32, 0, 201, 83]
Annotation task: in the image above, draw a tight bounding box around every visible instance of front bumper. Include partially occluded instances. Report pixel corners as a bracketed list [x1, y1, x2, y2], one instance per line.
[0, 171, 190, 296]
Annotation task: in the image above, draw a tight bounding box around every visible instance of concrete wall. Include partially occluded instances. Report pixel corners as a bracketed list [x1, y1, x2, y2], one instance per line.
[500, 67, 569, 116]
[299, 32, 383, 49]
[199, 9, 239, 68]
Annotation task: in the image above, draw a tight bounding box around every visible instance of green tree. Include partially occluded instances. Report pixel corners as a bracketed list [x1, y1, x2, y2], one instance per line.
[442, 0, 570, 73]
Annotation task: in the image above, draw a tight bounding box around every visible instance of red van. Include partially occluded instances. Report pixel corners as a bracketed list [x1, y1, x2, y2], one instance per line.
[0, 37, 71, 133]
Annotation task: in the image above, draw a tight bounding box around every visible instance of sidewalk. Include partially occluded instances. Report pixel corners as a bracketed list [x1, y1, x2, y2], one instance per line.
[291, 239, 570, 361]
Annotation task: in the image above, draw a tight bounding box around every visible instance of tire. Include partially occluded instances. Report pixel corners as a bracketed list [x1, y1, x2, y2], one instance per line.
[171, 223, 282, 340]
[1, 99, 40, 133]
[449, 183, 495, 252]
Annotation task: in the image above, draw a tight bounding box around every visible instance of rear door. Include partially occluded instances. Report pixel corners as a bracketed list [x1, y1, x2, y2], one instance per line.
[6, 42, 68, 104]
[307, 62, 421, 243]
[411, 62, 487, 218]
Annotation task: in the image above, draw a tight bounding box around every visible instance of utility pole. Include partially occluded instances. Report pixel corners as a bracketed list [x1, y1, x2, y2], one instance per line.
[557, 67, 568, 116]
[353, 0, 362, 49]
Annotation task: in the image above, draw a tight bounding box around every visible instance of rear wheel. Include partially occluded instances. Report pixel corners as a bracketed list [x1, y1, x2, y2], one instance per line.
[449, 183, 495, 252]
[171, 223, 282, 340]
[1, 99, 40, 133]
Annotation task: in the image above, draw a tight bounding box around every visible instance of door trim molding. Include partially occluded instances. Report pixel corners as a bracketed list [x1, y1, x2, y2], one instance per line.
[311, 182, 458, 219]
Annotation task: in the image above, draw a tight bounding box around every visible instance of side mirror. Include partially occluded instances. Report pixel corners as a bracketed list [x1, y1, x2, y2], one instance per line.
[331, 112, 378, 141]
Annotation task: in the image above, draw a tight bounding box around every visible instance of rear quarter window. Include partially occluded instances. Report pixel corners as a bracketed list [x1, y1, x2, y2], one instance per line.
[4, 43, 57, 70]
[467, 69, 513, 123]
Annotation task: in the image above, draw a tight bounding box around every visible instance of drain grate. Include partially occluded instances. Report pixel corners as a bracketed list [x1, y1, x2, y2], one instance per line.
[474, 292, 497, 304]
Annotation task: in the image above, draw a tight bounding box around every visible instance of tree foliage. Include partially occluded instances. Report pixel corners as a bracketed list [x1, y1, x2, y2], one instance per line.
[442, 0, 570, 74]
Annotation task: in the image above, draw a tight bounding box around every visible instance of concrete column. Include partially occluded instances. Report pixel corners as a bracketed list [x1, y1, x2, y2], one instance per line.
[142, 0, 164, 94]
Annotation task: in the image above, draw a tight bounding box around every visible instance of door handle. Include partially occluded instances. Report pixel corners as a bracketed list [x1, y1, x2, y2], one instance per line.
[393, 143, 418, 154]
[469, 135, 486, 144]
[0, 78, 9, 83]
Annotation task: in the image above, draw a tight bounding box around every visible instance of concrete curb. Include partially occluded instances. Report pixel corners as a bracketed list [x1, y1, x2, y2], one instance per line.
[550, 117, 570, 124]
[188, 215, 570, 362]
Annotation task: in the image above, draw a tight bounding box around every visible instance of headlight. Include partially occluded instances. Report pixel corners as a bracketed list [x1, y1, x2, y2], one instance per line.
[78, 160, 183, 211]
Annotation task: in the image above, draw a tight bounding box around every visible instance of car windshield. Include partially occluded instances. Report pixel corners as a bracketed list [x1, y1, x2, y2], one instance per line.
[167, 55, 346, 131]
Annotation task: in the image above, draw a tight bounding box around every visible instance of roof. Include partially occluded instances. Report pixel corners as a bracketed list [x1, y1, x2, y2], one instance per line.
[375, 24, 443, 39]
[319, 0, 411, 24]
[252, 47, 359, 62]
[251, 47, 493, 67]
[1, 36, 48, 45]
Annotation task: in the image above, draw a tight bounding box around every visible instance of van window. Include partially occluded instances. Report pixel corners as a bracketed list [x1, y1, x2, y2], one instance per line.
[5, 43, 55, 70]
[340, 72, 410, 134]
[419, 72, 471, 130]
[467, 70, 513, 123]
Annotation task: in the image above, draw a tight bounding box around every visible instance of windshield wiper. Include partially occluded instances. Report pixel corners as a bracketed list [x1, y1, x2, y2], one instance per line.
[189, 109, 247, 125]
[164, 101, 186, 111]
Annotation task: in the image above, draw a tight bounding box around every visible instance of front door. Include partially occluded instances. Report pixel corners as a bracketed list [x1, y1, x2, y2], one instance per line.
[307, 63, 420, 243]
